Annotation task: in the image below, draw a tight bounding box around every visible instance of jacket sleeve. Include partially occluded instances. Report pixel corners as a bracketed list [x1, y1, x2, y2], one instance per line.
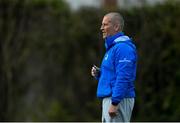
[111, 43, 136, 105]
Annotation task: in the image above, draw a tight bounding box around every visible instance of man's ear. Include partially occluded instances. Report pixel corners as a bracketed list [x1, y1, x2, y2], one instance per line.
[114, 24, 120, 32]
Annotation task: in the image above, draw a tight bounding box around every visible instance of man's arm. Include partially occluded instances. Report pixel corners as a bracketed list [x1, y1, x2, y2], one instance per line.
[109, 43, 136, 116]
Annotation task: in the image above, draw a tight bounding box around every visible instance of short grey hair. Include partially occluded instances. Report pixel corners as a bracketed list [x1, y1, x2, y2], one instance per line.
[105, 12, 124, 31]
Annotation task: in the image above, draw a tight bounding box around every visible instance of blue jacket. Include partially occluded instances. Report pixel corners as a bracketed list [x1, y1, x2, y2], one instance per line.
[96, 32, 137, 105]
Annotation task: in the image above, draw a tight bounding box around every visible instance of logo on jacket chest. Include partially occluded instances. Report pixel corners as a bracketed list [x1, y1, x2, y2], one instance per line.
[104, 54, 109, 60]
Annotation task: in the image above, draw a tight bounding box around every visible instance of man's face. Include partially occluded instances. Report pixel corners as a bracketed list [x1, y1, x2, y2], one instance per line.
[100, 16, 116, 39]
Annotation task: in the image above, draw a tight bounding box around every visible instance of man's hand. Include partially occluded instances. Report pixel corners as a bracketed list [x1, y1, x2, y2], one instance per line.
[91, 65, 100, 78]
[108, 104, 118, 117]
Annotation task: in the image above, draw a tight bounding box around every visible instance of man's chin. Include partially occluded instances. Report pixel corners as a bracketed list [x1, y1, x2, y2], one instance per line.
[102, 35, 107, 39]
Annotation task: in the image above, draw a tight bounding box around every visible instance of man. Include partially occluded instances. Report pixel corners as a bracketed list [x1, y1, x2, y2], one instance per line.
[91, 12, 137, 122]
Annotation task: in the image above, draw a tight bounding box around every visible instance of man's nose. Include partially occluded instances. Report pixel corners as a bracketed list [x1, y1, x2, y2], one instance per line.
[100, 25, 103, 30]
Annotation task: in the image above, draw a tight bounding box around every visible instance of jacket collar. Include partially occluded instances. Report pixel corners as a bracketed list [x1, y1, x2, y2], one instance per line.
[105, 32, 130, 50]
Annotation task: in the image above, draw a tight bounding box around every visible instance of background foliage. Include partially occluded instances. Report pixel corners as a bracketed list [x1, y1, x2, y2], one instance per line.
[0, 0, 180, 121]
